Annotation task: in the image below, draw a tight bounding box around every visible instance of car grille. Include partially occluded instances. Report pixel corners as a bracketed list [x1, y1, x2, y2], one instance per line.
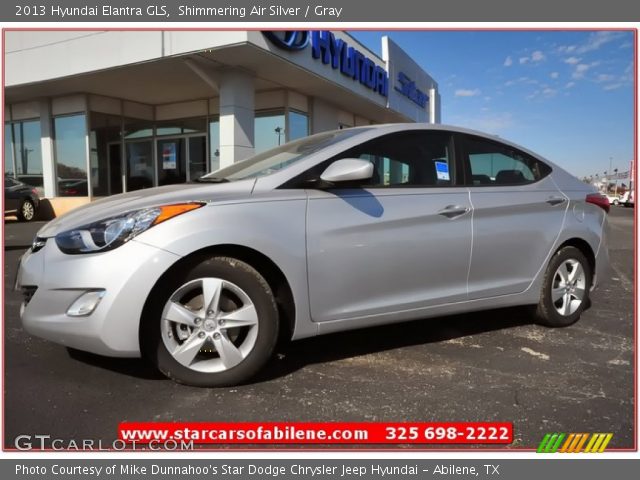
[21, 286, 37, 306]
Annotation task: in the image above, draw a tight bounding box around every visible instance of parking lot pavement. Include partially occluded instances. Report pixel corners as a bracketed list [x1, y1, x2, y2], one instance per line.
[3, 208, 635, 450]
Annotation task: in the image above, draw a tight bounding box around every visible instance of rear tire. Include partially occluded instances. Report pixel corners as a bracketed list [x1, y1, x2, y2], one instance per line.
[17, 199, 36, 222]
[141, 256, 279, 387]
[534, 246, 591, 327]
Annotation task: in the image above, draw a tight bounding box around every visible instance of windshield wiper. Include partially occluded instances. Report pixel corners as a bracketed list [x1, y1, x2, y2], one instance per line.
[193, 177, 230, 183]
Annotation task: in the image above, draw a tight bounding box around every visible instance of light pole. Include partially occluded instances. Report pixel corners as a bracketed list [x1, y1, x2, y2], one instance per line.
[274, 126, 284, 146]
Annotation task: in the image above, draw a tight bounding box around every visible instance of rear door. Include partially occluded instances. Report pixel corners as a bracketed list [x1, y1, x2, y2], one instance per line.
[305, 130, 473, 323]
[459, 133, 567, 299]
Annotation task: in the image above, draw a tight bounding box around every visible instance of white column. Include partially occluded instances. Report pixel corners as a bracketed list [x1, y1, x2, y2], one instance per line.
[429, 88, 441, 124]
[218, 70, 254, 167]
[39, 99, 56, 198]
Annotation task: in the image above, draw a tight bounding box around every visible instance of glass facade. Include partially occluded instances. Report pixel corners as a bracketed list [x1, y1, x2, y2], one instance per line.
[209, 119, 220, 173]
[5, 100, 312, 197]
[54, 114, 88, 197]
[255, 111, 286, 154]
[288, 110, 309, 142]
[4, 124, 14, 176]
[4, 120, 44, 190]
[126, 140, 154, 191]
[89, 112, 122, 196]
[157, 138, 186, 186]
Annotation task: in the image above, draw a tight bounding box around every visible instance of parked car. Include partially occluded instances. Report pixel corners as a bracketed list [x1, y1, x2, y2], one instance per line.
[620, 190, 634, 207]
[58, 179, 88, 196]
[16, 124, 610, 387]
[605, 195, 620, 206]
[4, 176, 39, 221]
[16, 174, 45, 198]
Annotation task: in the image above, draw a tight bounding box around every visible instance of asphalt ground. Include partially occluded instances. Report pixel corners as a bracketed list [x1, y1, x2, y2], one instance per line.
[2, 207, 635, 450]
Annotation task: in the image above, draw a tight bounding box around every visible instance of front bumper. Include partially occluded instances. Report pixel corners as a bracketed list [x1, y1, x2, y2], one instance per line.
[17, 237, 181, 357]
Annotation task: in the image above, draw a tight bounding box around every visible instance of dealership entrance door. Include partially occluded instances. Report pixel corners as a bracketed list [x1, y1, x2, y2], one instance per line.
[156, 135, 207, 186]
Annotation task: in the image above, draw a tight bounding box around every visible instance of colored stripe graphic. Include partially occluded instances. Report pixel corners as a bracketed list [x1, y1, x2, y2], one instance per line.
[537, 433, 565, 453]
[584, 433, 613, 453]
[538, 433, 613, 453]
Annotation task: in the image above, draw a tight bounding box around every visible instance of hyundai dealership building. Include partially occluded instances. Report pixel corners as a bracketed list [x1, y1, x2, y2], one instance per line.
[4, 30, 440, 215]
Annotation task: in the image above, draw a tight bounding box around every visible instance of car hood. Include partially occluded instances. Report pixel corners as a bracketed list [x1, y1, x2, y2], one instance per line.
[37, 179, 256, 238]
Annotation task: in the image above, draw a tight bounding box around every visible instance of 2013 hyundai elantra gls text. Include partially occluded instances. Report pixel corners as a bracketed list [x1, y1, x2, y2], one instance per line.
[16, 124, 610, 387]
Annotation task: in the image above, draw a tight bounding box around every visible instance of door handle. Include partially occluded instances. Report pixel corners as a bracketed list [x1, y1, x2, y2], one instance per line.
[546, 196, 567, 206]
[438, 205, 470, 218]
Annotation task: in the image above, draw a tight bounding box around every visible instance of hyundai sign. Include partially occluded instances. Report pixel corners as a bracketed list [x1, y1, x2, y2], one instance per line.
[264, 30, 389, 98]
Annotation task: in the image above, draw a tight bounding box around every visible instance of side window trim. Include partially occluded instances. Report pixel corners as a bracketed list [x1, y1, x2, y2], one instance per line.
[281, 129, 459, 189]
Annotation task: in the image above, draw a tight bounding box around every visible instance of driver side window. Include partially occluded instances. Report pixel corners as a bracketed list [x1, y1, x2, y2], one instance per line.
[337, 130, 454, 187]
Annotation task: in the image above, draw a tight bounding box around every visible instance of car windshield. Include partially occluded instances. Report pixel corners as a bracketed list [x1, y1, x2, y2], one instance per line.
[199, 128, 368, 181]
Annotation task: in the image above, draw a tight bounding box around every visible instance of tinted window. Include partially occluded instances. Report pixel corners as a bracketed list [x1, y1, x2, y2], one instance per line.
[336, 130, 454, 187]
[462, 135, 550, 186]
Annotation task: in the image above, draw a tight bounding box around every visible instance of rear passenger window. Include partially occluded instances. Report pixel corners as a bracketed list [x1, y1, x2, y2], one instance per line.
[462, 135, 550, 186]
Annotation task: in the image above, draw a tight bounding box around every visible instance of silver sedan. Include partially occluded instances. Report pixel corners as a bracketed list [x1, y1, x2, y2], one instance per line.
[16, 124, 610, 386]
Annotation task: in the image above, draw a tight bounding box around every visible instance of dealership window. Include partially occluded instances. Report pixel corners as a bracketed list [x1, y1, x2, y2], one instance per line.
[156, 117, 207, 137]
[54, 114, 88, 196]
[288, 110, 309, 142]
[126, 140, 154, 191]
[89, 112, 123, 196]
[4, 123, 14, 176]
[255, 111, 286, 154]
[209, 119, 220, 173]
[124, 118, 153, 139]
[5, 120, 43, 189]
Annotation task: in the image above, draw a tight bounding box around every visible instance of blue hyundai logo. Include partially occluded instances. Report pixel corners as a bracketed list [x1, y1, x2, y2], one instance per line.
[263, 31, 310, 51]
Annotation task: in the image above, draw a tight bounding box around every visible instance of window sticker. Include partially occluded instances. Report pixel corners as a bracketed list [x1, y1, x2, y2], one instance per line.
[435, 161, 450, 181]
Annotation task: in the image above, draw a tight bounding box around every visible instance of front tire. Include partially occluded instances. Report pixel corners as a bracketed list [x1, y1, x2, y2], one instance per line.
[141, 256, 279, 387]
[17, 199, 36, 222]
[534, 246, 592, 327]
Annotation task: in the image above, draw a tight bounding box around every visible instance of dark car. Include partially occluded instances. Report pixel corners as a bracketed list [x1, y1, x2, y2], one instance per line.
[4, 176, 40, 221]
[58, 179, 88, 196]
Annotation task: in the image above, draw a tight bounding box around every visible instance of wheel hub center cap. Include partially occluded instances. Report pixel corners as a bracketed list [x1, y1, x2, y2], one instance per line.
[203, 319, 216, 331]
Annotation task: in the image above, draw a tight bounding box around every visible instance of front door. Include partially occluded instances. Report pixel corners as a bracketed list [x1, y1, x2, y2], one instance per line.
[157, 138, 186, 186]
[156, 135, 208, 185]
[305, 130, 473, 323]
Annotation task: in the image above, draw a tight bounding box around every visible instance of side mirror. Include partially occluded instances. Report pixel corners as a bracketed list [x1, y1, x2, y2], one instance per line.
[320, 159, 374, 184]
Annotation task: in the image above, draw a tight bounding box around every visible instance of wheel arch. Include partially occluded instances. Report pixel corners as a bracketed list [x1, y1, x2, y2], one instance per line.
[555, 238, 596, 277]
[139, 244, 296, 349]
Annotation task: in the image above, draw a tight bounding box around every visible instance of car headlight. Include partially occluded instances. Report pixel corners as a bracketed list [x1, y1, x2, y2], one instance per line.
[55, 203, 205, 254]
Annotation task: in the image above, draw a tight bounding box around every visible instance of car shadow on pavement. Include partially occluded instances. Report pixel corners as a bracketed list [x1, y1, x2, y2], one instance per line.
[255, 306, 533, 384]
[65, 348, 166, 380]
[63, 306, 533, 384]
[5, 245, 31, 251]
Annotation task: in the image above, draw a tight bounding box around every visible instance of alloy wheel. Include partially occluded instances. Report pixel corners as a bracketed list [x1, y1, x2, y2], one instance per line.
[551, 259, 586, 316]
[21, 201, 34, 221]
[160, 277, 259, 373]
